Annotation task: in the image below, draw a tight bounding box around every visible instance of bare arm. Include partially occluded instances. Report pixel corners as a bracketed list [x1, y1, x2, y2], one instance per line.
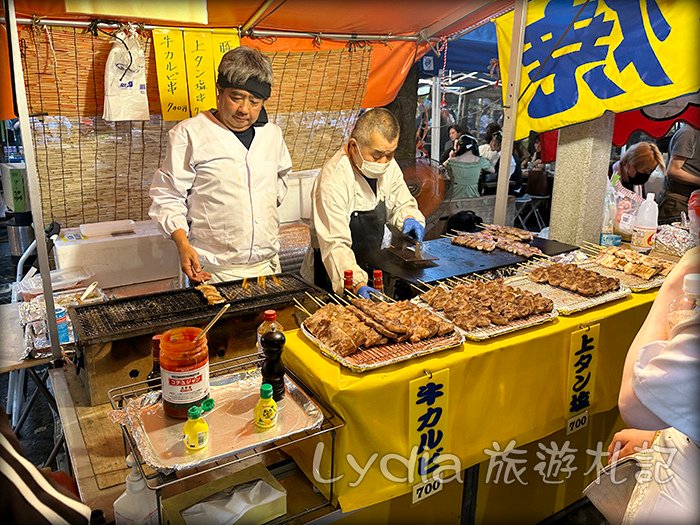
[666, 155, 700, 186]
[618, 247, 700, 428]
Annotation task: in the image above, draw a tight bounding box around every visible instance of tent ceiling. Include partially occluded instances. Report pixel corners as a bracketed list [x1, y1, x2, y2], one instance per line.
[14, 0, 514, 39]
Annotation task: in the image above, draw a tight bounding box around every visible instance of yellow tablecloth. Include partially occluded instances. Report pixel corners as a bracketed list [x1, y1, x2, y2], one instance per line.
[283, 290, 656, 512]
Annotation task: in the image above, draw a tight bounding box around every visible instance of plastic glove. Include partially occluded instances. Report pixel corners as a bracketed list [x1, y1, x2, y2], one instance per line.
[402, 218, 425, 243]
[357, 286, 380, 299]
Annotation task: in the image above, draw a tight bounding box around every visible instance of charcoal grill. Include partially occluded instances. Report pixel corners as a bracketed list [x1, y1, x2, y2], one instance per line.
[69, 273, 323, 405]
[70, 273, 314, 345]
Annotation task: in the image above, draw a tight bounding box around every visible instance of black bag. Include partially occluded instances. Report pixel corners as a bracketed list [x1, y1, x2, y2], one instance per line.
[446, 211, 483, 233]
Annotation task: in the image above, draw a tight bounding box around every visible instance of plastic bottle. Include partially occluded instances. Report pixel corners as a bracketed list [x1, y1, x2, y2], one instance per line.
[55, 307, 70, 344]
[668, 274, 700, 335]
[182, 398, 215, 451]
[343, 270, 354, 296]
[254, 383, 278, 430]
[113, 454, 158, 525]
[631, 193, 658, 253]
[160, 327, 210, 419]
[146, 334, 161, 390]
[256, 310, 284, 359]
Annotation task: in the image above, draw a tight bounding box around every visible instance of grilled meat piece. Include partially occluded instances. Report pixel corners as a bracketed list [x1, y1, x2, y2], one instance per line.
[528, 263, 619, 296]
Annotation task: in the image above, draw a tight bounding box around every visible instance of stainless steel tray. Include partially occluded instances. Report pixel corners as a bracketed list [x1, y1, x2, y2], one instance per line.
[111, 368, 323, 474]
[300, 322, 464, 373]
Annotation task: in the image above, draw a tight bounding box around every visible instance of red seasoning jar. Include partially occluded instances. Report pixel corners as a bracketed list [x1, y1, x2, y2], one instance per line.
[159, 327, 210, 419]
[373, 270, 384, 293]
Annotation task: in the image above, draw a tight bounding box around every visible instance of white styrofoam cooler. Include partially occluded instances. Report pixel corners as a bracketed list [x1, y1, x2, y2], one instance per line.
[55, 220, 181, 289]
[278, 169, 319, 223]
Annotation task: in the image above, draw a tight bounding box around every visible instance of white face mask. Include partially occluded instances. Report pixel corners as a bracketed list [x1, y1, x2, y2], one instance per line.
[353, 142, 391, 179]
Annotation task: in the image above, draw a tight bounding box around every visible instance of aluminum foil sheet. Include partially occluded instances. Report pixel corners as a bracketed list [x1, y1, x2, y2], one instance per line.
[110, 369, 323, 474]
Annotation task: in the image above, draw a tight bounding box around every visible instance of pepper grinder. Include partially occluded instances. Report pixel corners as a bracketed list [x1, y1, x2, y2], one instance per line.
[261, 330, 286, 402]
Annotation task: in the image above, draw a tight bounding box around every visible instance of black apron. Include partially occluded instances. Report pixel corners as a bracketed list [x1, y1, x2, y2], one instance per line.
[314, 200, 386, 292]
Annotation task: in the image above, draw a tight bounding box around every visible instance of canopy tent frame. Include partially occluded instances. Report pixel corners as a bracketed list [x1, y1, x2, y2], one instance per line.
[5, 0, 62, 361]
[494, 0, 527, 225]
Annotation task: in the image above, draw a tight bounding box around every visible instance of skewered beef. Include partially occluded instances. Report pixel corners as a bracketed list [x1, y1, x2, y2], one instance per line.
[420, 279, 554, 332]
[529, 263, 619, 296]
[304, 299, 456, 357]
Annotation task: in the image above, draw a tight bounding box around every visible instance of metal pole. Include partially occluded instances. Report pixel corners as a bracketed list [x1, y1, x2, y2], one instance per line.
[13, 17, 421, 41]
[493, 0, 528, 225]
[5, 0, 62, 361]
[241, 0, 279, 35]
[431, 75, 442, 163]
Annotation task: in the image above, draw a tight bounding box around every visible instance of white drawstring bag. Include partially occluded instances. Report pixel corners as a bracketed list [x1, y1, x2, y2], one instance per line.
[103, 28, 149, 121]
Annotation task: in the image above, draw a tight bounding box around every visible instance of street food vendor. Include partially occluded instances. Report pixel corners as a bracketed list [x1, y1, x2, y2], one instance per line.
[301, 108, 425, 297]
[149, 46, 292, 283]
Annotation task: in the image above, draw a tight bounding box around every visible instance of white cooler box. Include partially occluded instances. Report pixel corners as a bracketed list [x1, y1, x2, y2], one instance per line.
[55, 220, 181, 289]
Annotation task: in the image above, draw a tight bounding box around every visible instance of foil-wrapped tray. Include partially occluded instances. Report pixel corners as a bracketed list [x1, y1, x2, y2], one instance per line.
[506, 263, 632, 315]
[300, 323, 464, 373]
[411, 285, 559, 341]
[111, 369, 323, 474]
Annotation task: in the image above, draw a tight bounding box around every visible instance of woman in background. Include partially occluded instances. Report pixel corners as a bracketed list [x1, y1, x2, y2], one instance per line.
[611, 142, 666, 197]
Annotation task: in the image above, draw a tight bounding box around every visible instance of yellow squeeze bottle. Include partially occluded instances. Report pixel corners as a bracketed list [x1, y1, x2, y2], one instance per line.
[254, 383, 278, 429]
[182, 398, 215, 451]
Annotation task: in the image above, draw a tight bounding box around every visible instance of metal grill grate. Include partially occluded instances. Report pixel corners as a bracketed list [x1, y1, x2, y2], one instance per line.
[70, 273, 316, 345]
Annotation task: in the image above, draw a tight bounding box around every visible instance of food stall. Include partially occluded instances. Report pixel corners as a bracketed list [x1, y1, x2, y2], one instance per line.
[1, 0, 696, 524]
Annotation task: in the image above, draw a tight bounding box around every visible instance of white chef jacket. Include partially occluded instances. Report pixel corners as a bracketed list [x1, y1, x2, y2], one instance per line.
[301, 146, 425, 294]
[149, 111, 292, 274]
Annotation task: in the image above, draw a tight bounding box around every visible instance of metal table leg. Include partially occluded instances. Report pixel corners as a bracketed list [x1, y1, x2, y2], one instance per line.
[12, 368, 50, 435]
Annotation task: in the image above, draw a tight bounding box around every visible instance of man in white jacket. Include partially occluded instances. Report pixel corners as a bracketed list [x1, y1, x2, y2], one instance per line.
[149, 47, 292, 283]
[301, 108, 425, 297]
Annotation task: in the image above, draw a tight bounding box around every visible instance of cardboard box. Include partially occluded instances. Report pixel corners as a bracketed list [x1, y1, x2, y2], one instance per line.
[0, 162, 28, 212]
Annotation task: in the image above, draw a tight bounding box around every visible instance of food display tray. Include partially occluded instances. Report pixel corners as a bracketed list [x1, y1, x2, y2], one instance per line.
[110, 368, 323, 474]
[506, 262, 632, 315]
[411, 285, 559, 341]
[300, 322, 464, 373]
[589, 257, 666, 292]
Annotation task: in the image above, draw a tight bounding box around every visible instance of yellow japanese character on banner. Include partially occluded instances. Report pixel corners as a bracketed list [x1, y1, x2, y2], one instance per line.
[183, 31, 217, 116]
[494, 0, 700, 140]
[566, 324, 599, 417]
[153, 28, 190, 121]
[409, 369, 449, 483]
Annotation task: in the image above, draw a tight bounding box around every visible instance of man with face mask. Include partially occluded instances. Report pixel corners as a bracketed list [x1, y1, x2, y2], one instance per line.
[301, 108, 425, 297]
[149, 47, 292, 283]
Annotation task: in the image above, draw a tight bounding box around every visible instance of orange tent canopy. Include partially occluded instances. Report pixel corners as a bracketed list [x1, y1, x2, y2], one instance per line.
[4, 0, 512, 110]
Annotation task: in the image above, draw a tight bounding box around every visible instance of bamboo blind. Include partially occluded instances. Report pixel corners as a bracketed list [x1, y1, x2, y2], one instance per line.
[19, 25, 371, 227]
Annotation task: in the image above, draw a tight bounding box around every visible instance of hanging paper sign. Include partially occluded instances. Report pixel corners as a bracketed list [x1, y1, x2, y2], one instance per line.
[183, 31, 217, 116]
[211, 29, 241, 73]
[153, 28, 190, 121]
[565, 324, 600, 434]
[494, 0, 700, 140]
[408, 369, 449, 491]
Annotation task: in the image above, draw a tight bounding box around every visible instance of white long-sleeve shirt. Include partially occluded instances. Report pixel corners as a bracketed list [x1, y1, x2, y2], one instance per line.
[306, 147, 424, 293]
[149, 111, 292, 269]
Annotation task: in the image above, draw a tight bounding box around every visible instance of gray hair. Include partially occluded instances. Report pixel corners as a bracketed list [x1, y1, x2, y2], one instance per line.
[351, 108, 400, 146]
[217, 46, 274, 88]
